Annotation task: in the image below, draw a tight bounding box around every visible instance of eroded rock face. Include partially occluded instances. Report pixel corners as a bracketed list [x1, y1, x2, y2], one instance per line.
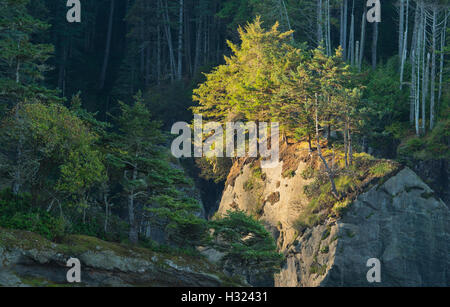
[0, 230, 231, 287]
[219, 160, 450, 286]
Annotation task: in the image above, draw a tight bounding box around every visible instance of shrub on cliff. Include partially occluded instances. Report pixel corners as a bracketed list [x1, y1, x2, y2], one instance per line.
[209, 210, 283, 278]
[0, 189, 64, 240]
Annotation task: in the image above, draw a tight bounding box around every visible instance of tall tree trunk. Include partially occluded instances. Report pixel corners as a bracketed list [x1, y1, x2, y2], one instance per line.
[422, 52, 430, 134]
[99, 0, 115, 90]
[430, 6, 437, 130]
[157, 25, 161, 85]
[400, 0, 409, 89]
[58, 42, 68, 96]
[399, 0, 405, 58]
[104, 194, 110, 233]
[184, 5, 193, 76]
[400, 30, 408, 89]
[343, 0, 348, 59]
[317, 0, 323, 46]
[348, 129, 353, 166]
[415, 20, 421, 136]
[411, 1, 421, 127]
[161, 0, 176, 82]
[326, 0, 331, 55]
[177, 0, 184, 80]
[371, 22, 378, 70]
[421, 3, 427, 134]
[344, 121, 349, 167]
[410, 0, 421, 58]
[194, 17, 202, 73]
[13, 41, 23, 195]
[355, 40, 360, 68]
[340, 0, 344, 48]
[411, 49, 416, 124]
[359, 7, 367, 71]
[281, 0, 294, 41]
[348, 2, 355, 64]
[438, 13, 447, 109]
[128, 168, 139, 244]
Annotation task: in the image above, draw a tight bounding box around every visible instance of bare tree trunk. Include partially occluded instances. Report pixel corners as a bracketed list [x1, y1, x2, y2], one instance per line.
[348, 129, 353, 166]
[348, 2, 355, 65]
[421, 3, 428, 134]
[438, 13, 447, 109]
[128, 168, 138, 244]
[411, 1, 421, 126]
[416, 2, 424, 135]
[58, 43, 67, 96]
[326, 0, 331, 55]
[278, 0, 294, 41]
[400, 30, 408, 89]
[371, 22, 378, 70]
[355, 40, 360, 67]
[194, 17, 202, 73]
[410, 0, 421, 58]
[177, 0, 184, 80]
[13, 43, 23, 195]
[104, 194, 109, 233]
[400, 0, 409, 89]
[422, 51, 430, 135]
[344, 121, 349, 167]
[359, 7, 367, 71]
[161, 0, 176, 82]
[99, 0, 115, 90]
[399, 0, 405, 58]
[317, 0, 323, 46]
[343, 0, 348, 59]
[157, 25, 161, 85]
[340, 0, 344, 48]
[415, 22, 421, 136]
[411, 49, 417, 124]
[430, 6, 437, 130]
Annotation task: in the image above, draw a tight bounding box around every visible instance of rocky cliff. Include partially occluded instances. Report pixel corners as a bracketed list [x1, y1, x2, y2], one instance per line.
[218, 145, 449, 286]
[0, 228, 239, 287]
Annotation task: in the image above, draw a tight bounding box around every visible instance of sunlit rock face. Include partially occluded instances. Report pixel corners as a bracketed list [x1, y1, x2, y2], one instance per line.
[219, 153, 449, 287]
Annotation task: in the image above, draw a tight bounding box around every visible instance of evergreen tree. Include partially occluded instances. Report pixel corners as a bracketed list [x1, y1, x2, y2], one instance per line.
[0, 0, 56, 110]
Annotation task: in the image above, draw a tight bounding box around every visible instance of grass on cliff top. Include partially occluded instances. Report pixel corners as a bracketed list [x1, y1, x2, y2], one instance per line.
[294, 151, 400, 231]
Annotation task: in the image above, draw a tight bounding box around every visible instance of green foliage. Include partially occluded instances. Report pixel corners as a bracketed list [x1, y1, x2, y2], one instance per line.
[369, 161, 396, 178]
[282, 169, 296, 178]
[209, 210, 283, 276]
[331, 199, 351, 217]
[0, 0, 56, 110]
[398, 118, 450, 161]
[195, 157, 233, 183]
[193, 17, 301, 131]
[243, 178, 255, 191]
[359, 58, 410, 156]
[0, 189, 64, 240]
[335, 175, 361, 194]
[320, 245, 329, 254]
[251, 164, 265, 180]
[0, 101, 106, 209]
[309, 263, 327, 275]
[300, 166, 315, 180]
[294, 202, 322, 230]
[146, 194, 208, 248]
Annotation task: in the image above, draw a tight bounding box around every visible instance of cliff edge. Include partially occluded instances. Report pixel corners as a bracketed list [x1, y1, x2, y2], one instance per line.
[218, 144, 449, 286]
